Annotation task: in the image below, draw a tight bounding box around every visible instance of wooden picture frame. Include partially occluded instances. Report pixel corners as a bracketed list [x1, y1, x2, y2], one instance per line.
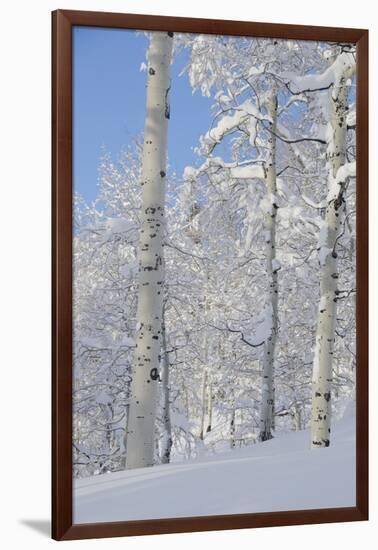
[52, 9, 368, 541]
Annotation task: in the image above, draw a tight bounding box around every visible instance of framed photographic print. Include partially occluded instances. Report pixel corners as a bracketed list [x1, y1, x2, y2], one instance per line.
[52, 10, 368, 540]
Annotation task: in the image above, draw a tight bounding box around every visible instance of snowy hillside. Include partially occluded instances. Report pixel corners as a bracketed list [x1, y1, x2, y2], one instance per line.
[74, 407, 355, 524]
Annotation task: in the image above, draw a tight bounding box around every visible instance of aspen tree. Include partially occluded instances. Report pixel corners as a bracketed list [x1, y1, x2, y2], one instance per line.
[310, 51, 355, 448]
[125, 32, 173, 469]
[259, 87, 279, 442]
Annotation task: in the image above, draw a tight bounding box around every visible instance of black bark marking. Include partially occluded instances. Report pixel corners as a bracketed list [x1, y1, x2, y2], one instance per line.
[165, 85, 171, 119]
[150, 368, 160, 381]
[149, 67, 155, 75]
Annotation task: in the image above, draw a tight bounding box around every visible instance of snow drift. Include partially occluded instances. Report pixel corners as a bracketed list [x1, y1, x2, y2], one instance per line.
[74, 407, 355, 523]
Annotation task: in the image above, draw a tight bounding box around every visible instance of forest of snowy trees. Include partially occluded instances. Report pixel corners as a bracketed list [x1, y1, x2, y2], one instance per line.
[72, 32, 356, 479]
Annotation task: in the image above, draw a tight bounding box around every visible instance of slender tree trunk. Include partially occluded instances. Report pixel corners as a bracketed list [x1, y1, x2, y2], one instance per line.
[125, 32, 173, 469]
[259, 90, 279, 442]
[271, 387, 276, 431]
[310, 56, 355, 448]
[230, 411, 236, 447]
[160, 309, 172, 463]
[103, 403, 115, 468]
[199, 278, 210, 440]
[293, 403, 302, 431]
[199, 370, 208, 440]
[230, 388, 236, 448]
[184, 386, 190, 420]
[206, 378, 213, 433]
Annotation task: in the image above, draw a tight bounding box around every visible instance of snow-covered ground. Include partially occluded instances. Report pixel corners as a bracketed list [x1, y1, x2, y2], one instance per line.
[73, 407, 356, 524]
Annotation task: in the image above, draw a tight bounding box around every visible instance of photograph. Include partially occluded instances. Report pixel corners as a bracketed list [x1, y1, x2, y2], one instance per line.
[71, 25, 358, 524]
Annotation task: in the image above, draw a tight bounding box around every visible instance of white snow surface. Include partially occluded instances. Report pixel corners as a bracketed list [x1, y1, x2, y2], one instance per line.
[327, 161, 356, 202]
[201, 100, 266, 153]
[74, 408, 356, 524]
[230, 164, 264, 180]
[289, 52, 355, 95]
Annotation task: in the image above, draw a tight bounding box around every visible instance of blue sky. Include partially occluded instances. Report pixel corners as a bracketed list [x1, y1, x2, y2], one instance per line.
[73, 27, 213, 203]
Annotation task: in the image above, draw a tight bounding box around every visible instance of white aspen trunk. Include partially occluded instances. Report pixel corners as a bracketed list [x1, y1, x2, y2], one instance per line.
[271, 387, 276, 432]
[206, 378, 213, 433]
[160, 309, 172, 464]
[259, 90, 279, 442]
[199, 370, 208, 440]
[293, 403, 302, 431]
[103, 404, 116, 468]
[230, 408, 236, 448]
[230, 388, 236, 448]
[310, 54, 355, 448]
[184, 386, 190, 420]
[125, 32, 173, 469]
[199, 276, 210, 440]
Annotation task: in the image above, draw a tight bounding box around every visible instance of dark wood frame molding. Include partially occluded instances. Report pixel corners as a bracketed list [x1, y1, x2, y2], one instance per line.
[52, 9, 369, 541]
